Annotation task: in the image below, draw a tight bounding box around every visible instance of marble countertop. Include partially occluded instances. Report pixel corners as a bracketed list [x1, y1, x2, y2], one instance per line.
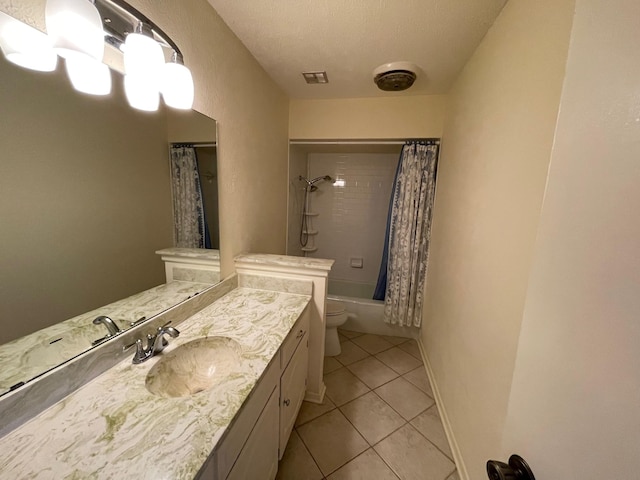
[0, 287, 310, 479]
[235, 253, 334, 271]
[0, 281, 212, 395]
[156, 248, 221, 261]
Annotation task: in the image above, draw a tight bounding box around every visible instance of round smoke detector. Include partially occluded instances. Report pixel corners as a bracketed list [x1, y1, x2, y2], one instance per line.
[373, 61, 418, 92]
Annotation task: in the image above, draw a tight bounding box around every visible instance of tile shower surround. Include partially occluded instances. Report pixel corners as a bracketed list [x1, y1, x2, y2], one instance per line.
[306, 152, 399, 285]
[277, 329, 459, 480]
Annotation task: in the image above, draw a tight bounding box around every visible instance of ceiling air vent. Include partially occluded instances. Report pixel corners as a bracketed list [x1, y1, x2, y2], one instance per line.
[302, 71, 328, 84]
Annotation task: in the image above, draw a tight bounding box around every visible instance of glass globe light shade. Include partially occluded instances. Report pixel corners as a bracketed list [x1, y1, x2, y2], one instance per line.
[124, 73, 160, 112]
[65, 55, 111, 95]
[0, 12, 57, 72]
[161, 61, 194, 110]
[123, 32, 164, 79]
[45, 0, 104, 62]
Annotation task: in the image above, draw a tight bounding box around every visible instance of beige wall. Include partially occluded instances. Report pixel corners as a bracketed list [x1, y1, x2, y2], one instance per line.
[0, 0, 290, 278]
[503, 0, 640, 477]
[289, 95, 446, 140]
[420, 1, 575, 478]
[132, 0, 290, 275]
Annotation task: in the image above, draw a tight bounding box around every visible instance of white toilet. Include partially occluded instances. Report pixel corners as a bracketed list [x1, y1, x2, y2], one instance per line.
[325, 299, 349, 356]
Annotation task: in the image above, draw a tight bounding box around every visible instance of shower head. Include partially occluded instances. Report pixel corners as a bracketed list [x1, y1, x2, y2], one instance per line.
[311, 175, 333, 184]
[299, 175, 333, 191]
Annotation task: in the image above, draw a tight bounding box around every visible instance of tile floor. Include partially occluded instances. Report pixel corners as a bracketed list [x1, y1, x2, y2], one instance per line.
[276, 329, 459, 480]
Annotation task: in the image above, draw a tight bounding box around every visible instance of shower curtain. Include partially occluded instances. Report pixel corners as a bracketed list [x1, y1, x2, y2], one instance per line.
[375, 141, 439, 327]
[170, 146, 208, 249]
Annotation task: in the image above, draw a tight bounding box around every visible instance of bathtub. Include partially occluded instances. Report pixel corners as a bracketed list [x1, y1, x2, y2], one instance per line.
[327, 279, 416, 339]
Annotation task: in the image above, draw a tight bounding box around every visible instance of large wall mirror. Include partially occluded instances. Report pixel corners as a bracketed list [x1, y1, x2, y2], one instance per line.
[0, 50, 219, 395]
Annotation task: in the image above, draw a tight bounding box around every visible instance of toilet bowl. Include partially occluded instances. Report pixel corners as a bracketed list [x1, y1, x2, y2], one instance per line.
[325, 299, 348, 356]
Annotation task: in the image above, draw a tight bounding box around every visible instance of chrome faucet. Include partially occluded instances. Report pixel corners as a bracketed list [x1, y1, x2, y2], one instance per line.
[126, 323, 180, 364]
[92, 315, 122, 345]
[93, 315, 121, 336]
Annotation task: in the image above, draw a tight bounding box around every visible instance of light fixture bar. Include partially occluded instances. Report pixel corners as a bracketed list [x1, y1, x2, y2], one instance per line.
[94, 0, 182, 58]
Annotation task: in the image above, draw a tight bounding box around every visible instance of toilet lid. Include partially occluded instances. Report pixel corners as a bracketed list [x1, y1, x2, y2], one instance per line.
[326, 299, 346, 316]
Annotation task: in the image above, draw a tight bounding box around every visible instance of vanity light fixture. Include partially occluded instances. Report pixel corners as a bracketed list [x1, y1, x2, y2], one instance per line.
[98, 0, 195, 111]
[123, 21, 164, 111]
[160, 51, 195, 110]
[45, 0, 105, 62]
[0, 11, 57, 72]
[0, 0, 194, 109]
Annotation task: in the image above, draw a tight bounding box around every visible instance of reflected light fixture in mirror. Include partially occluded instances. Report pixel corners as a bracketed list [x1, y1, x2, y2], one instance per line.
[161, 52, 195, 110]
[124, 73, 159, 111]
[0, 12, 57, 72]
[65, 54, 112, 95]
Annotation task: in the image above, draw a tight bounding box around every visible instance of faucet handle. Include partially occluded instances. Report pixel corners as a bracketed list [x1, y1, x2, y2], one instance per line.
[124, 338, 151, 364]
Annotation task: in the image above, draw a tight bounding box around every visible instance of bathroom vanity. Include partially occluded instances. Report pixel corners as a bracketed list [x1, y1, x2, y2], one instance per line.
[0, 278, 312, 479]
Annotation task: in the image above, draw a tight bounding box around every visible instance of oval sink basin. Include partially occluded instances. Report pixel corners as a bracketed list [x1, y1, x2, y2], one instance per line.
[145, 337, 244, 398]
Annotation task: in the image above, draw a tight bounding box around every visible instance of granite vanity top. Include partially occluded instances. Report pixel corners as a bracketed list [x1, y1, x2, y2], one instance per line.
[0, 287, 311, 479]
[156, 247, 221, 261]
[0, 281, 212, 395]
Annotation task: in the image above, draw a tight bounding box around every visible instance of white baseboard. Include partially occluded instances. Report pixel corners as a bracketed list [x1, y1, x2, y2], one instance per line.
[416, 338, 470, 480]
[304, 381, 326, 404]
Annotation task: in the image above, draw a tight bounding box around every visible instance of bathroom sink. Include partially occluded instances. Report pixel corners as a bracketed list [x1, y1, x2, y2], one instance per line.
[145, 337, 244, 398]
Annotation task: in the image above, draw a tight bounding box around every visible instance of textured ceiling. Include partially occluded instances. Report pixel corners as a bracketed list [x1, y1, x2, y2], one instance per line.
[207, 0, 507, 99]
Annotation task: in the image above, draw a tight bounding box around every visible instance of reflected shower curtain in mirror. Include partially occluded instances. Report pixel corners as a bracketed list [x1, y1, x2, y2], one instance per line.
[170, 146, 208, 248]
[379, 142, 439, 327]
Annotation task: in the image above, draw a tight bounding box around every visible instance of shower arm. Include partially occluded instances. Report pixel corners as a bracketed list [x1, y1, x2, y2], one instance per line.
[299, 175, 333, 188]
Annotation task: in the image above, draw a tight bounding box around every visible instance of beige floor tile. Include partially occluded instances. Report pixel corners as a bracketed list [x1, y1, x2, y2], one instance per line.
[375, 377, 434, 420]
[295, 396, 336, 427]
[397, 339, 422, 360]
[347, 356, 399, 389]
[338, 329, 364, 339]
[297, 409, 369, 476]
[324, 367, 371, 406]
[324, 356, 343, 374]
[340, 391, 406, 445]
[351, 334, 394, 355]
[403, 366, 434, 397]
[376, 347, 423, 375]
[276, 430, 323, 480]
[327, 448, 400, 480]
[374, 424, 456, 480]
[381, 335, 411, 346]
[446, 470, 460, 480]
[410, 405, 453, 459]
[339, 333, 349, 343]
[334, 341, 370, 366]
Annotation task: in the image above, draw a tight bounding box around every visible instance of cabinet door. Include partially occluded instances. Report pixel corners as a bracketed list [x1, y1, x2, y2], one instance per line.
[279, 337, 309, 458]
[226, 387, 279, 480]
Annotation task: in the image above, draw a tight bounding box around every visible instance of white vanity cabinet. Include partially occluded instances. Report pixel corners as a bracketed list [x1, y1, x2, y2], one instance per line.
[199, 306, 310, 479]
[279, 317, 309, 458]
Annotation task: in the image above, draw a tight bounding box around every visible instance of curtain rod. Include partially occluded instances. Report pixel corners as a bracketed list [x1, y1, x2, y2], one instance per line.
[289, 139, 440, 145]
[171, 142, 217, 148]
